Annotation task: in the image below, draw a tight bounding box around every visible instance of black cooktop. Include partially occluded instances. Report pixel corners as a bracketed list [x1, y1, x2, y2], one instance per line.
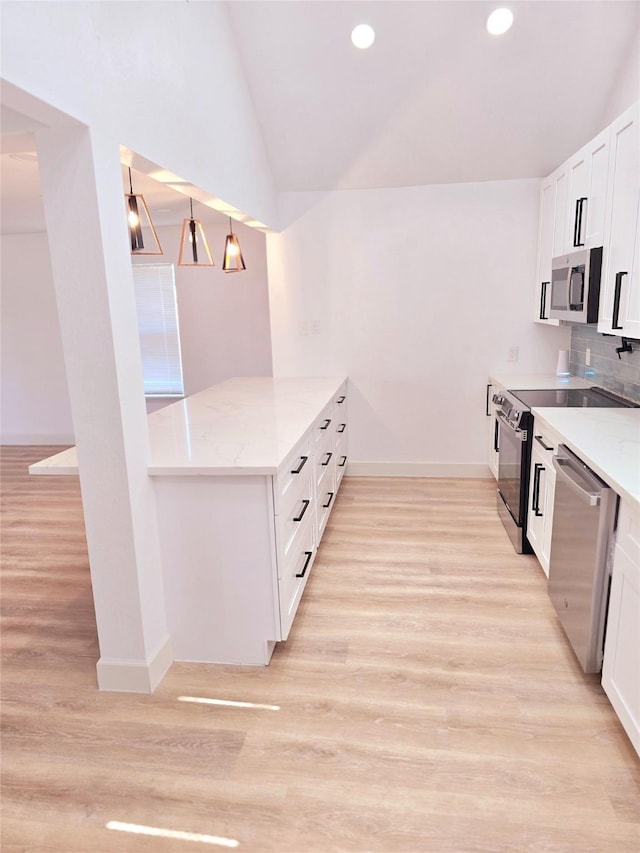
[509, 386, 639, 410]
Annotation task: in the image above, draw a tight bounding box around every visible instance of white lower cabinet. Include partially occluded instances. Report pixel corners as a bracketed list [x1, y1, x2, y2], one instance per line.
[526, 424, 560, 577]
[602, 499, 640, 756]
[486, 380, 504, 480]
[153, 380, 348, 666]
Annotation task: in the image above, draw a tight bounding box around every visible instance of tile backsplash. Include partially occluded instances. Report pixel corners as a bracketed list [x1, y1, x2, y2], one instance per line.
[569, 325, 640, 403]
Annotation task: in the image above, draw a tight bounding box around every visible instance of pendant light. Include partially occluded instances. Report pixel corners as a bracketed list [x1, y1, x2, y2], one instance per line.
[178, 198, 215, 266]
[125, 167, 163, 255]
[222, 217, 246, 273]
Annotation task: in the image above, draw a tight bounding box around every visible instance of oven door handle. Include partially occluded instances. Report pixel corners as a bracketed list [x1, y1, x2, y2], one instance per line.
[496, 410, 527, 441]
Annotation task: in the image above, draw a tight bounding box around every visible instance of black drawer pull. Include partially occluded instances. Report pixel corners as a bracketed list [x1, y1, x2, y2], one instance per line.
[573, 196, 587, 247]
[337, 423, 346, 433]
[612, 271, 627, 331]
[338, 455, 347, 467]
[322, 491, 334, 509]
[485, 383, 492, 416]
[535, 435, 554, 452]
[532, 463, 544, 517]
[336, 395, 346, 404]
[291, 455, 308, 474]
[539, 281, 549, 320]
[321, 451, 332, 467]
[493, 420, 499, 453]
[296, 550, 313, 579]
[320, 418, 331, 430]
[293, 499, 310, 523]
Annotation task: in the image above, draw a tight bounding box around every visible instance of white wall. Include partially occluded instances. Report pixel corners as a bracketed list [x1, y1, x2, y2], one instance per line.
[267, 180, 571, 474]
[138, 222, 273, 407]
[0, 222, 272, 438]
[598, 26, 640, 130]
[1, 1, 277, 228]
[0, 232, 74, 443]
[0, 2, 278, 689]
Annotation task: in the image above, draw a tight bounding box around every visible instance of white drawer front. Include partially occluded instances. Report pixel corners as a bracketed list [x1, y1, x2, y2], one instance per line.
[334, 417, 347, 448]
[335, 447, 348, 487]
[274, 441, 311, 515]
[317, 478, 336, 536]
[312, 403, 334, 448]
[278, 516, 316, 639]
[334, 386, 347, 409]
[315, 431, 334, 491]
[275, 473, 314, 568]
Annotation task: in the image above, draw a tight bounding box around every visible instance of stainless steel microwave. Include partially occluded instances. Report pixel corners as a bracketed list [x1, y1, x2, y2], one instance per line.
[549, 246, 603, 323]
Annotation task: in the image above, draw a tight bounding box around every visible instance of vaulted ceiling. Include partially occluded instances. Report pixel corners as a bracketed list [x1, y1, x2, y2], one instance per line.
[226, 0, 640, 190]
[2, 1, 639, 233]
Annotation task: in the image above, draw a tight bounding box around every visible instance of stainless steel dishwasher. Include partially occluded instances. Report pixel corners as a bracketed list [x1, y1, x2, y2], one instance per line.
[549, 445, 617, 673]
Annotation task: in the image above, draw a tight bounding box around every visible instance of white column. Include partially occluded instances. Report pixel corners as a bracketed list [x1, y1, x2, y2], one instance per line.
[35, 121, 172, 692]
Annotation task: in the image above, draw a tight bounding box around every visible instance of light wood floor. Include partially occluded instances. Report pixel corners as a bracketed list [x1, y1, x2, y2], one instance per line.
[1, 447, 638, 852]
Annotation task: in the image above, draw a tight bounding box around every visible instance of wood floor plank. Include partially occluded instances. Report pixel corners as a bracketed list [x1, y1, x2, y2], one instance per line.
[1, 448, 638, 852]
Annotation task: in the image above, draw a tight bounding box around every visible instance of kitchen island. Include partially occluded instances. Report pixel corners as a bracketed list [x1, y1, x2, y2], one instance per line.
[31, 376, 349, 666]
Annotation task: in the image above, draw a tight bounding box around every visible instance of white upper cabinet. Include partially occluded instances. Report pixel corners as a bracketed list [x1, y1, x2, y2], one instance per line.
[534, 102, 639, 333]
[565, 128, 610, 252]
[534, 130, 609, 326]
[551, 168, 569, 259]
[598, 103, 640, 339]
[534, 177, 560, 325]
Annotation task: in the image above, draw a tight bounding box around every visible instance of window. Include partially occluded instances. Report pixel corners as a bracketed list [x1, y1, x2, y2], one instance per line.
[131, 263, 185, 397]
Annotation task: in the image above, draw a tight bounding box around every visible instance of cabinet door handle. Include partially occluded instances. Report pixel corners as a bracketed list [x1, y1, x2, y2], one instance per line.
[293, 499, 310, 522]
[493, 420, 500, 453]
[320, 418, 331, 430]
[336, 395, 346, 404]
[291, 455, 308, 474]
[539, 281, 549, 320]
[612, 271, 627, 331]
[337, 424, 346, 433]
[322, 491, 334, 509]
[338, 455, 347, 467]
[296, 550, 313, 578]
[532, 463, 544, 517]
[535, 435, 554, 452]
[573, 197, 587, 247]
[485, 383, 492, 416]
[321, 452, 332, 467]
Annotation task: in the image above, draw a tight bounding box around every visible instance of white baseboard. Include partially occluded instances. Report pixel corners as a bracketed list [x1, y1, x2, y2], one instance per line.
[346, 461, 492, 478]
[96, 634, 173, 693]
[1, 434, 75, 445]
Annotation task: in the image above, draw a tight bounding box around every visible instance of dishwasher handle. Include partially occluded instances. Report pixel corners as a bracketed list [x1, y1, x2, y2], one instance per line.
[553, 448, 605, 508]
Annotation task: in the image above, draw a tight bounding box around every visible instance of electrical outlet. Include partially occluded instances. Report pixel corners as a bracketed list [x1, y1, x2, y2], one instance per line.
[311, 320, 320, 335]
[507, 345, 519, 363]
[585, 347, 591, 366]
[299, 321, 310, 336]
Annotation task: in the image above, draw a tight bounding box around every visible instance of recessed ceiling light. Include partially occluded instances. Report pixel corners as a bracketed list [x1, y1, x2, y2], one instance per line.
[486, 8, 514, 35]
[351, 24, 375, 50]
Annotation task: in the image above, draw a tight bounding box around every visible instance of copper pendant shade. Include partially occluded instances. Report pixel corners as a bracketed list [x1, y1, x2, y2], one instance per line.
[222, 217, 246, 273]
[125, 168, 163, 255]
[178, 199, 215, 266]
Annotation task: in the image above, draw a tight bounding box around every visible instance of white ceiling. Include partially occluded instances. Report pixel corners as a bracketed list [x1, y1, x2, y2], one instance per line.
[0, 121, 232, 234]
[226, 0, 640, 191]
[1, 1, 638, 233]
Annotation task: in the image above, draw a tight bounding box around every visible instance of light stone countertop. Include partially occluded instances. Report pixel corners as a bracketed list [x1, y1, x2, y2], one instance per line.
[29, 376, 347, 477]
[489, 372, 591, 391]
[531, 407, 640, 507]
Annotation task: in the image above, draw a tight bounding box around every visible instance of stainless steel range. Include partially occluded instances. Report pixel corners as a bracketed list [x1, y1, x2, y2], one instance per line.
[492, 386, 637, 554]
